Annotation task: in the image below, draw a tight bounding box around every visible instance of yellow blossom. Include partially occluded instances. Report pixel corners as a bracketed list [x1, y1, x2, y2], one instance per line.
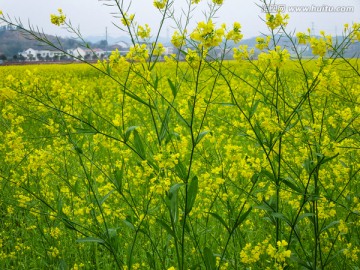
[171, 30, 187, 48]
[121, 13, 135, 27]
[126, 44, 149, 62]
[154, 0, 168, 9]
[212, 0, 224, 5]
[137, 24, 151, 39]
[226, 22, 243, 43]
[152, 42, 165, 56]
[233, 45, 254, 60]
[296, 32, 310, 44]
[190, 20, 225, 48]
[255, 36, 271, 50]
[266, 11, 289, 30]
[50, 8, 66, 26]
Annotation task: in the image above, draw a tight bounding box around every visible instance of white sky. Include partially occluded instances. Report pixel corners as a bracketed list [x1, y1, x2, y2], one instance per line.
[0, 0, 359, 39]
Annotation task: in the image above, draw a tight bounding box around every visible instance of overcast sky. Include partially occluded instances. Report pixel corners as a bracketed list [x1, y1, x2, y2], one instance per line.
[0, 0, 359, 40]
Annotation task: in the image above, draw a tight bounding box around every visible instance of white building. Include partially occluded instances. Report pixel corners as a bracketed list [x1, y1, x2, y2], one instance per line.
[67, 47, 104, 60]
[18, 48, 66, 61]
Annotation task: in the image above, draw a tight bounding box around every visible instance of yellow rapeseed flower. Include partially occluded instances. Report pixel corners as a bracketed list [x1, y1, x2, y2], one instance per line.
[126, 44, 149, 62]
[153, 0, 168, 9]
[171, 30, 187, 48]
[185, 48, 201, 68]
[226, 22, 243, 43]
[121, 13, 135, 27]
[137, 24, 151, 39]
[233, 45, 254, 60]
[152, 42, 165, 56]
[255, 36, 271, 50]
[190, 20, 225, 48]
[50, 8, 66, 26]
[296, 32, 310, 45]
[266, 11, 289, 30]
[212, 0, 224, 4]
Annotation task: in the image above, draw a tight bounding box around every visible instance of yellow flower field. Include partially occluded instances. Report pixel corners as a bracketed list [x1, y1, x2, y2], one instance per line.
[0, 54, 359, 269]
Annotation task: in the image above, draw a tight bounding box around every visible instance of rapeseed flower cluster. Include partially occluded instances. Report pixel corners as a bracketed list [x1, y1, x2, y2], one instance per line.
[185, 48, 201, 68]
[121, 12, 135, 26]
[240, 242, 263, 263]
[137, 24, 151, 39]
[343, 243, 360, 262]
[212, 0, 224, 5]
[190, 20, 225, 48]
[349, 23, 360, 42]
[126, 44, 149, 62]
[225, 22, 243, 43]
[296, 30, 310, 44]
[266, 240, 292, 269]
[258, 46, 290, 69]
[171, 30, 187, 48]
[255, 36, 271, 50]
[152, 42, 165, 56]
[153, 0, 168, 9]
[50, 8, 66, 26]
[266, 11, 289, 30]
[233, 45, 254, 60]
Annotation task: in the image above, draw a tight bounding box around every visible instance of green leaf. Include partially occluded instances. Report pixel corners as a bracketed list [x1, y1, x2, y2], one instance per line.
[298, 212, 315, 222]
[249, 99, 260, 119]
[113, 161, 124, 193]
[186, 176, 198, 214]
[260, 169, 275, 182]
[105, 228, 118, 239]
[76, 237, 105, 244]
[58, 259, 68, 270]
[321, 153, 339, 166]
[167, 78, 178, 98]
[282, 178, 302, 194]
[168, 183, 184, 200]
[74, 145, 83, 154]
[271, 212, 291, 225]
[62, 218, 77, 231]
[74, 127, 97, 134]
[126, 91, 153, 109]
[123, 219, 135, 231]
[174, 160, 187, 181]
[165, 131, 180, 145]
[303, 158, 315, 174]
[167, 183, 184, 223]
[153, 74, 159, 90]
[321, 220, 340, 233]
[187, 96, 195, 113]
[255, 202, 273, 212]
[124, 126, 139, 142]
[204, 247, 216, 270]
[99, 190, 114, 206]
[234, 207, 252, 228]
[156, 219, 175, 238]
[159, 107, 171, 144]
[207, 212, 229, 232]
[133, 129, 146, 159]
[146, 251, 156, 269]
[196, 130, 211, 144]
